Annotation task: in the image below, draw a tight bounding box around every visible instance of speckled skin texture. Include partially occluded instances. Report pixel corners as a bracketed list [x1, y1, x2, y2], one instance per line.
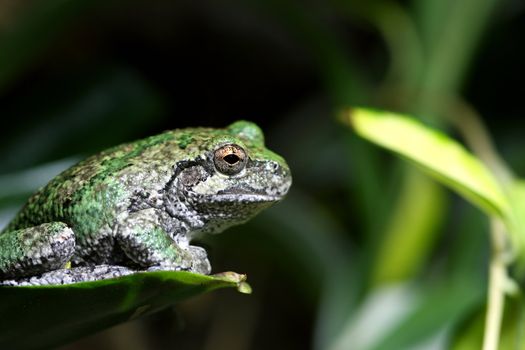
[0, 121, 291, 285]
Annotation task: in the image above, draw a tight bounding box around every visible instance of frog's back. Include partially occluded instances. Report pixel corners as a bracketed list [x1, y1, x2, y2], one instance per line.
[4, 130, 186, 233]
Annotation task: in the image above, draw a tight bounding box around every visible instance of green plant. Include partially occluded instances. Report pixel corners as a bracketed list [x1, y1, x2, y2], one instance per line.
[344, 107, 525, 350]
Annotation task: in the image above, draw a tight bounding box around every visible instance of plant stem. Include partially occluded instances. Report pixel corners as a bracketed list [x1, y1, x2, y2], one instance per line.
[445, 99, 514, 185]
[483, 219, 507, 350]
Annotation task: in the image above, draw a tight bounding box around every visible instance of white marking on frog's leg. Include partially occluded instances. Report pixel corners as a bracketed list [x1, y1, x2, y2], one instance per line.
[0, 222, 75, 279]
[0, 265, 136, 286]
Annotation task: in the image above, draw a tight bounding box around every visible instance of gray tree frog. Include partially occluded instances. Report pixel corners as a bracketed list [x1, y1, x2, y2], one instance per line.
[0, 121, 291, 286]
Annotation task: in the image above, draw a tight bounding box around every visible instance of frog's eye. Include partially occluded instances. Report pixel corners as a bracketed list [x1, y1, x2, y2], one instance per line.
[214, 144, 247, 175]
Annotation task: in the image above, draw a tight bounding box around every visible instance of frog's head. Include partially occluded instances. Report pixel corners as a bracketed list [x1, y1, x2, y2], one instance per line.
[166, 120, 292, 234]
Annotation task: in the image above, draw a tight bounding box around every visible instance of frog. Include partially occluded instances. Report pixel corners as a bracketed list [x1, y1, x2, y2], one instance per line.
[0, 120, 291, 286]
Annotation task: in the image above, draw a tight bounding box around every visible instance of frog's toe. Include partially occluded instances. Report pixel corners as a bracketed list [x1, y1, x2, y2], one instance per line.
[187, 246, 211, 275]
[191, 258, 211, 275]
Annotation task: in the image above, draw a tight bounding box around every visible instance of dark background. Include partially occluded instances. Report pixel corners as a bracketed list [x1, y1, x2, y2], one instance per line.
[0, 0, 523, 349]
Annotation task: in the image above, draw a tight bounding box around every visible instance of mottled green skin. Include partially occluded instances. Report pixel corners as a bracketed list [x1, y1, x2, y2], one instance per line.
[0, 121, 291, 284]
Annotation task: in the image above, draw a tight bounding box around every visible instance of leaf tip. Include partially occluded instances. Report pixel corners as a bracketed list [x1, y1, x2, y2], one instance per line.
[212, 271, 251, 293]
[337, 107, 355, 126]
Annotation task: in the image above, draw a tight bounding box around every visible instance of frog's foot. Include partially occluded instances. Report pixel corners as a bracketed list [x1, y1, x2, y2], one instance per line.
[0, 222, 75, 279]
[145, 245, 211, 275]
[0, 265, 136, 286]
[116, 209, 212, 275]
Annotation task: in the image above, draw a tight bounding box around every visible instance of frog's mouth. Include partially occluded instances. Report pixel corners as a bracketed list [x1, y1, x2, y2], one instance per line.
[210, 180, 291, 202]
[210, 193, 284, 203]
[193, 192, 283, 231]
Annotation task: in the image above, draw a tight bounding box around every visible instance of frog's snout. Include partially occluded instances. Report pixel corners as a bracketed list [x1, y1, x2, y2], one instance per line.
[267, 160, 292, 199]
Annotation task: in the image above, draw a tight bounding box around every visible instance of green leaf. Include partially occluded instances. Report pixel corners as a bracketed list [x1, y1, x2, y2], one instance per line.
[373, 170, 446, 285]
[371, 281, 484, 350]
[413, 0, 499, 96]
[343, 107, 510, 219]
[0, 271, 247, 350]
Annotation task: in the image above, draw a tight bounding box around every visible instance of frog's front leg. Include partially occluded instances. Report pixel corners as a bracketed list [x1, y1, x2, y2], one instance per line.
[116, 208, 211, 274]
[0, 222, 75, 279]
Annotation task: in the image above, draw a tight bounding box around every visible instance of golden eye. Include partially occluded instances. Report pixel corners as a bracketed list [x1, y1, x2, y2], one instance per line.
[214, 144, 247, 175]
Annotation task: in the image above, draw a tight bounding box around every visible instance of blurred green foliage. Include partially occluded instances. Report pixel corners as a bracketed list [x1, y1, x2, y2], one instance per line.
[346, 107, 525, 348]
[0, 0, 524, 349]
